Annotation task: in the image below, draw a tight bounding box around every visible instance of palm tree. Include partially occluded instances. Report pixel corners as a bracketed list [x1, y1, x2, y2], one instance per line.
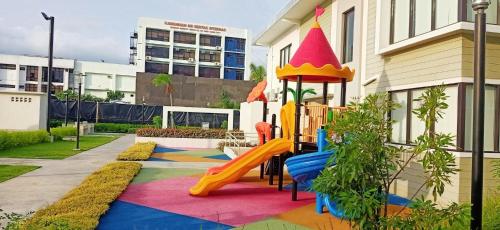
[250, 63, 266, 83]
[152, 73, 173, 107]
[287, 88, 317, 102]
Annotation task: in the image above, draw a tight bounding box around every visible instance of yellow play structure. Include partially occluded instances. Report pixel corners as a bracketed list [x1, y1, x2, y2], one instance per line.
[189, 102, 296, 196]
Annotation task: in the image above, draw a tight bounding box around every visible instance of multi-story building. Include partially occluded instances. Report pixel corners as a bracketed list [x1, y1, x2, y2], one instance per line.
[130, 17, 251, 81]
[0, 54, 137, 104]
[255, 0, 500, 206]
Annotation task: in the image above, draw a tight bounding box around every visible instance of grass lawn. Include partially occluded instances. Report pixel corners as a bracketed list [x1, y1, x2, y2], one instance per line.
[0, 165, 40, 182]
[0, 135, 121, 159]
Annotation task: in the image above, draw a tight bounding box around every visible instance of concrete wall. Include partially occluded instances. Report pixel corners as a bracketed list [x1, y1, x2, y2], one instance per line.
[135, 72, 255, 107]
[0, 91, 47, 130]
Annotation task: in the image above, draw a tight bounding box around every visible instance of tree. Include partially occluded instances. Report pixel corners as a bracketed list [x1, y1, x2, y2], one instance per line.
[287, 88, 317, 102]
[81, 94, 105, 102]
[313, 86, 470, 229]
[216, 90, 239, 109]
[55, 90, 78, 101]
[152, 73, 173, 106]
[250, 63, 266, 83]
[106, 90, 124, 102]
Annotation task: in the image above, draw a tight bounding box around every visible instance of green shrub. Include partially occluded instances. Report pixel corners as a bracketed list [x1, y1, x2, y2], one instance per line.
[20, 162, 141, 230]
[117, 142, 156, 161]
[0, 130, 49, 151]
[50, 127, 77, 140]
[220, 121, 228, 129]
[136, 128, 227, 139]
[49, 120, 63, 128]
[152, 116, 162, 128]
[95, 123, 152, 133]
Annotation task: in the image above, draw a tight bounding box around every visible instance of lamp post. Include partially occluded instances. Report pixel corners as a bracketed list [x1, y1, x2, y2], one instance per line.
[471, 0, 489, 229]
[74, 73, 85, 151]
[42, 12, 54, 134]
[64, 92, 69, 126]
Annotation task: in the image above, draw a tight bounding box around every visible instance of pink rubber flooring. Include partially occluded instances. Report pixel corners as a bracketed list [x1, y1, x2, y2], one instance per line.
[118, 176, 316, 226]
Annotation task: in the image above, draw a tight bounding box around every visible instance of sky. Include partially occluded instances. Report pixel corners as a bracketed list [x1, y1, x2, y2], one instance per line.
[0, 0, 289, 66]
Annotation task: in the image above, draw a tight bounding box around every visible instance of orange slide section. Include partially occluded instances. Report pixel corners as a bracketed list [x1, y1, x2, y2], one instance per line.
[189, 138, 292, 196]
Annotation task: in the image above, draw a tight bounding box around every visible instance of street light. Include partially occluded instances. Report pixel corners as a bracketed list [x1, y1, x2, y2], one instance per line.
[41, 12, 54, 134]
[74, 73, 85, 151]
[471, 0, 489, 229]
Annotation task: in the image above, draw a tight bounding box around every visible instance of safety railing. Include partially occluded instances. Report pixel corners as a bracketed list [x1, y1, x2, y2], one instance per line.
[224, 131, 260, 156]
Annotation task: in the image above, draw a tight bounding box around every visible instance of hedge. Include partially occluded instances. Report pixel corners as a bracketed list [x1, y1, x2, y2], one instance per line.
[19, 162, 141, 230]
[117, 142, 156, 161]
[136, 128, 227, 139]
[95, 123, 152, 134]
[50, 127, 77, 141]
[0, 130, 49, 151]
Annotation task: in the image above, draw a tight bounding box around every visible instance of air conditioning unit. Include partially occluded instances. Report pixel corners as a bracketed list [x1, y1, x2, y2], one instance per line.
[215, 46, 222, 50]
[146, 56, 152, 61]
[214, 62, 220, 66]
[188, 58, 195, 62]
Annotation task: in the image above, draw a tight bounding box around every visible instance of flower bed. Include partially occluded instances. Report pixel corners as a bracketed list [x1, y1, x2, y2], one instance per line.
[19, 162, 141, 229]
[117, 142, 156, 161]
[136, 128, 227, 139]
[0, 130, 49, 151]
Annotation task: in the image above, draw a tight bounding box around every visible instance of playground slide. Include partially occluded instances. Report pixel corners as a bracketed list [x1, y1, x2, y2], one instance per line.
[189, 138, 292, 196]
[205, 146, 259, 175]
[285, 150, 334, 183]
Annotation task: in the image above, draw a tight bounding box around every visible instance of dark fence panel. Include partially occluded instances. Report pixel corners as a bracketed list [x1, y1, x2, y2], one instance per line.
[50, 100, 162, 124]
[168, 112, 229, 129]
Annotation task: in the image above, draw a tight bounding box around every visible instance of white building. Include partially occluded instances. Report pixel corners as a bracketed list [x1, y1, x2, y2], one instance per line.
[131, 17, 251, 81]
[0, 54, 137, 104]
[75, 61, 136, 104]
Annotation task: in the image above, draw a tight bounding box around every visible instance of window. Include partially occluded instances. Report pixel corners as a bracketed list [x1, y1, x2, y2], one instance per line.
[199, 66, 220, 78]
[467, 0, 499, 24]
[465, 85, 496, 151]
[42, 67, 64, 83]
[0, 64, 16, 70]
[391, 0, 460, 44]
[146, 28, 169, 42]
[173, 47, 196, 60]
[200, 35, 221, 47]
[435, 0, 458, 28]
[174, 32, 196, 44]
[25, 83, 38, 92]
[225, 37, 246, 52]
[146, 46, 169, 59]
[342, 8, 355, 63]
[0, 84, 15, 88]
[173, 64, 195, 76]
[224, 53, 245, 68]
[42, 84, 63, 94]
[145, 62, 169, 74]
[414, 0, 432, 35]
[199, 49, 221, 62]
[224, 68, 244, 80]
[390, 91, 408, 144]
[391, 0, 410, 43]
[26, 66, 38, 81]
[280, 45, 291, 68]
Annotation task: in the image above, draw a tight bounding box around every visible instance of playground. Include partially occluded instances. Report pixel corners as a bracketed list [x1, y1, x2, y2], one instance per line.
[97, 9, 411, 229]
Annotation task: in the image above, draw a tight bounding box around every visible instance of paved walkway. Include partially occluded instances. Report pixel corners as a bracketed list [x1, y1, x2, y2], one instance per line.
[0, 134, 136, 214]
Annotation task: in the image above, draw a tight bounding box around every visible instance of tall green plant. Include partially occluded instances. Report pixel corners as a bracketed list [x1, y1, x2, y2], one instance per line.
[106, 90, 125, 102]
[287, 88, 317, 102]
[152, 73, 173, 107]
[250, 63, 266, 83]
[313, 86, 470, 229]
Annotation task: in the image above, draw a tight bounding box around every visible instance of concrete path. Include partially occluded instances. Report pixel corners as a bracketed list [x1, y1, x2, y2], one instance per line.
[0, 134, 135, 214]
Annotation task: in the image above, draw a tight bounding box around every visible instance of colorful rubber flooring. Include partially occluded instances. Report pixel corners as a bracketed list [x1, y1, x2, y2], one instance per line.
[148, 146, 232, 163]
[98, 167, 350, 230]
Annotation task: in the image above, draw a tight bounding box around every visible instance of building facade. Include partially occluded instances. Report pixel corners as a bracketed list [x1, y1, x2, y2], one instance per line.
[0, 54, 137, 104]
[131, 17, 251, 81]
[256, 0, 500, 205]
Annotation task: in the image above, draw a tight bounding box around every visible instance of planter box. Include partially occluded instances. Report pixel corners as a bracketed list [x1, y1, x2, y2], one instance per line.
[135, 136, 225, 149]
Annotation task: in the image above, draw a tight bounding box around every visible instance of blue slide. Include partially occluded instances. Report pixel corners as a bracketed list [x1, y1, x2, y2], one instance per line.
[285, 129, 411, 219]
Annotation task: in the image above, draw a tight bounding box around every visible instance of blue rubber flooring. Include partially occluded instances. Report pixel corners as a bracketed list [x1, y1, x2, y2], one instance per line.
[204, 154, 232, 160]
[98, 200, 233, 230]
[153, 146, 184, 153]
